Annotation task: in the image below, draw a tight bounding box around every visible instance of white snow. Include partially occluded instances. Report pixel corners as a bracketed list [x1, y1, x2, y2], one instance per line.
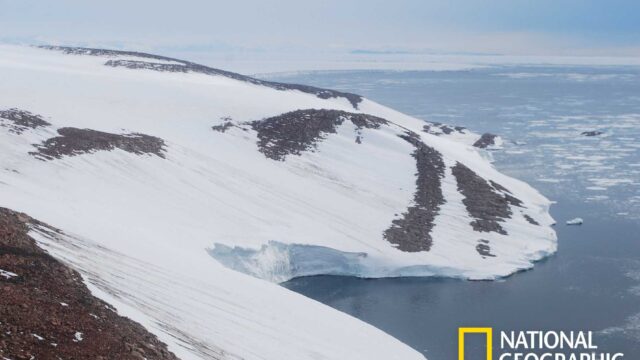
[73, 332, 83, 342]
[486, 135, 504, 150]
[0, 44, 558, 360]
[0, 269, 18, 279]
[566, 218, 584, 225]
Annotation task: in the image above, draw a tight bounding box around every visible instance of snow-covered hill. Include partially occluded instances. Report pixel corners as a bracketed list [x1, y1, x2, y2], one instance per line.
[0, 45, 556, 360]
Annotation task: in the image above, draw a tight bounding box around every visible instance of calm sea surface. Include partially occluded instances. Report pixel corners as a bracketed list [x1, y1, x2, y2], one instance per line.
[267, 67, 640, 359]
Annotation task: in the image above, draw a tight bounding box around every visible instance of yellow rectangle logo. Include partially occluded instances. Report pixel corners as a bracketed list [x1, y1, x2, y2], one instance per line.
[459, 327, 493, 360]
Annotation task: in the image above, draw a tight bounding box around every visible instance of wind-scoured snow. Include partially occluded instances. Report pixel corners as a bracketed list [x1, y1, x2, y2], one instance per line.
[0, 44, 557, 360]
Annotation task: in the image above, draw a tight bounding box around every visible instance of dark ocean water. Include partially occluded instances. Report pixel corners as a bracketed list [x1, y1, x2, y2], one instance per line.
[269, 67, 640, 359]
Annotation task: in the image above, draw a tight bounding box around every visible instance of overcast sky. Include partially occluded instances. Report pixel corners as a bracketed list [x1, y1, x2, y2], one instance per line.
[2, 0, 639, 71]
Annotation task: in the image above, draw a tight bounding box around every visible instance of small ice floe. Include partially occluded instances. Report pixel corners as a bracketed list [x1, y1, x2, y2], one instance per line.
[537, 178, 562, 183]
[0, 269, 18, 279]
[566, 218, 584, 225]
[73, 331, 83, 342]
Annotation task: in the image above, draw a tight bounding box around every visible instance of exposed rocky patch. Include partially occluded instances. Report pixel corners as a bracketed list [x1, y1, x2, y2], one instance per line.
[0, 207, 178, 360]
[489, 180, 510, 194]
[581, 130, 604, 137]
[212, 121, 235, 133]
[440, 126, 453, 135]
[0, 109, 51, 134]
[44, 46, 363, 109]
[31, 127, 166, 160]
[422, 123, 467, 136]
[211, 117, 246, 133]
[452, 162, 523, 235]
[473, 133, 499, 148]
[250, 109, 387, 161]
[476, 239, 496, 258]
[503, 193, 524, 208]
[383, 131, 446, 252]
[347, 113, 388, 130]
[105, 59, 188, 73]
[41, 45, 180, 62]
[524, 214, 540, 226]
[488, 180, 523, 207]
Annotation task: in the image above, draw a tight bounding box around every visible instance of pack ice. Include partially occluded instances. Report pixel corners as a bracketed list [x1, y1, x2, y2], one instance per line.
[0, 45, 556, 360]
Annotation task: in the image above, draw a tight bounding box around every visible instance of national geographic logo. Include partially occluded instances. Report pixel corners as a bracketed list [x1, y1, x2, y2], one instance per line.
[458, 328, 625, 360]
[459, 328, 493, 360]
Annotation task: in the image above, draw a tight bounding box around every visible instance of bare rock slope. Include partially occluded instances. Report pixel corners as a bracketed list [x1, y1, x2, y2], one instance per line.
[0, 208, 178, 360]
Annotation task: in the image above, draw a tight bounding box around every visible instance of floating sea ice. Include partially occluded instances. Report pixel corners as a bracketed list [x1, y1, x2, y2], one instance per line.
[566, 218, 584, 225]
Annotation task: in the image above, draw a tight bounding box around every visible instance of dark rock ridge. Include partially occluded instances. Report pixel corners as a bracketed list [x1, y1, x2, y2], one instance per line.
[523, 214, 540, 226]
[0, 109, 51, 134]
[248, 109, 446, 252]
[31, 127, 166, 160]
[489, 180, 510, 194]
[383, 131, 446, 252]
[581, 130, 603, 137]
[0, 207, 178, 360]
[250, 109, 387, 161]
[473, 133, 499, 149]
[488, 180, 523, 207]
[42, 46, 363, 109]
[452, 162, 523, 235]
[476, 239, 496, 258]
[440, 126, 453, 135]
[105, 59, 189, 73]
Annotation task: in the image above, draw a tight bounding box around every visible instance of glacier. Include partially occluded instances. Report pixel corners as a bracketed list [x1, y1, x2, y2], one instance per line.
[0, 44, 557, 360]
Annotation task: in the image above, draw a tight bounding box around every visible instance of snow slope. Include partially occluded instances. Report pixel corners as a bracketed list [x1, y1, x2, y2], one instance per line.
[0, 45, 556, 360]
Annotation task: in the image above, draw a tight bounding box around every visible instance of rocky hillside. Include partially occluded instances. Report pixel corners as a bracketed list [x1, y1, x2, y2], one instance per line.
[0, 45, 556, 360]
[0, 208, 177, 360]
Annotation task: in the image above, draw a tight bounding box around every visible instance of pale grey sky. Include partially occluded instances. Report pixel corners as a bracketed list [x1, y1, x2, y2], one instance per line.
[2, 0, 639, 71]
